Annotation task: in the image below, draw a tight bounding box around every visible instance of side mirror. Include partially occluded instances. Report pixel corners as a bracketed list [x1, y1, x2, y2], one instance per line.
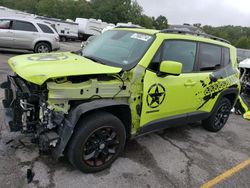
[158, 61, 182, 77]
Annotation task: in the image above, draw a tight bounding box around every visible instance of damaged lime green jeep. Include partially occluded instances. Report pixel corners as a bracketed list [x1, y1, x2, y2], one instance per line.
[1, 28, 240, 172]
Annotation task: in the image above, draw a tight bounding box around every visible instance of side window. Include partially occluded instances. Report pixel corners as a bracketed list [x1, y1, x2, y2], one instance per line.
[37, 23, 54, 34]
[162, 40, 197, 73]
[12, 20, 38, 32]
[149, 40, 197, 73]
[149, 47, 162, 71]
[0, 19, 11, 29]
[199, 43, 222, 71]
[223, 48, 231, 66]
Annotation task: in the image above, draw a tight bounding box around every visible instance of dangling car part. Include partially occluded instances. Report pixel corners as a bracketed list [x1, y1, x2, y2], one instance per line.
[239, 58, 250, 97]
[234, 58, 250, 120]
[234, 96, 250, 120]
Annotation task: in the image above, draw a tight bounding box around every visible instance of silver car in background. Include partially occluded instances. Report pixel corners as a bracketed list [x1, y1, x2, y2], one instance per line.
[0, 17, 60, 53]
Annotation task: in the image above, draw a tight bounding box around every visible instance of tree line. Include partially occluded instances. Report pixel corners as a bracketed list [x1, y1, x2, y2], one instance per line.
[1, 0, 250, 49]
[0, 0, 168, 29]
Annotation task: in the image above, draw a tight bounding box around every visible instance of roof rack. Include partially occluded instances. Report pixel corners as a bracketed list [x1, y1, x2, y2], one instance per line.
[160, 29, 231, 44]
[115, 26, 144, 29]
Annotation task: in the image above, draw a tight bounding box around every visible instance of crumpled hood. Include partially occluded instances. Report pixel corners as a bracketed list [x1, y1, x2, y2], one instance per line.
[8, 52, 122, 85]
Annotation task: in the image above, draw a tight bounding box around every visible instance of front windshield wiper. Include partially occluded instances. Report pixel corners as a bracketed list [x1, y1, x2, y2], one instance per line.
[83, 55, 105, 65]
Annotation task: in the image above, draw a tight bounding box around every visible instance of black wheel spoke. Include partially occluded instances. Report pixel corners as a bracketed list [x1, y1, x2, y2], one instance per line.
[82, 127, 120, 168]
[100, 152, 107, 164]
[214, 103, 230, 129]
[108, 148, 116, 154]
[93, 157, 97, 167]
[94, 129, 103, 139]
[94, 150, 101, 158]
[110, 131, 117, 139]
[106, 138, 119, 146]
[84, 151, 95, 160]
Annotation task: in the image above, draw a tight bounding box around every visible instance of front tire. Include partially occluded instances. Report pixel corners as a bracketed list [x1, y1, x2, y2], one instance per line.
[67, 112, 126, 173]
[202, 98, 232, 132]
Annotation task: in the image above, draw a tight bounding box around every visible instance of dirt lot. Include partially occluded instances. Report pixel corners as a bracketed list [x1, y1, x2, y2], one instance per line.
[0, 43, 250, 188]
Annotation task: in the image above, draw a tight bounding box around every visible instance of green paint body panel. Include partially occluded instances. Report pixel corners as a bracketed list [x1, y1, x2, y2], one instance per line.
[8, 52, 122, 85]
[7, 28, 241, 136]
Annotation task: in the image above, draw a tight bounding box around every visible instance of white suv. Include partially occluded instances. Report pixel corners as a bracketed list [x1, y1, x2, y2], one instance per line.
[0, 17, 60, 53]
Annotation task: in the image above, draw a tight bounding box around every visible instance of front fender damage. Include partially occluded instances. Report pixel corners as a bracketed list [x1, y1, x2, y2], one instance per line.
[52, 99, 130, 159]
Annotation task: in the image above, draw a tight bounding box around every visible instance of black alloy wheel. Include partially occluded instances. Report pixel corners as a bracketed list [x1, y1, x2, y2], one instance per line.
[213, 103, 231, 130]
[83, 127, 120, 167]
[203, 98, 232, 132]
[67, 112, 126, 173]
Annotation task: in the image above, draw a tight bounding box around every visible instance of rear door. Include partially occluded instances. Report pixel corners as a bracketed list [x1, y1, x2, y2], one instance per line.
[0, 19, 14, 48]
[194, 43, 228, 112]
[11, 20, 39, 49]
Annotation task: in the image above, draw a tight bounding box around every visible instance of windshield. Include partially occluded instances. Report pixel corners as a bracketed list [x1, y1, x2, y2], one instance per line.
[82, 30, 154, 70]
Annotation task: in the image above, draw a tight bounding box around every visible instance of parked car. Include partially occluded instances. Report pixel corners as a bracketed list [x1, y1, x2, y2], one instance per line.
[35, 16, 79, 42]
[0, 17, 60, 53]
[80, 35, 97, 49]
[1, 28, 240, 173]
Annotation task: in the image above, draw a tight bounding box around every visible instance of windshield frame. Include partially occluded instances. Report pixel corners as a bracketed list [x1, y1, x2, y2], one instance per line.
[82, 30, 156, 71]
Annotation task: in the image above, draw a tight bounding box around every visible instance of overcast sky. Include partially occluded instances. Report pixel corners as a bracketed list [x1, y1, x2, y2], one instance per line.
[136, 0, 250, 26]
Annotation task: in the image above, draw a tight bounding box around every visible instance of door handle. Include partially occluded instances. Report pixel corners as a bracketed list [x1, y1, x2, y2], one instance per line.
[184, 81, 197, 86]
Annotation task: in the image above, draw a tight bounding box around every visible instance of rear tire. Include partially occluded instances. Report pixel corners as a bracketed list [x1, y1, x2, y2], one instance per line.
[202, 98, 232, 132]
[60, 36, 67, 42]
[34, 42, 51, 53]
[67, 112, 126, 173]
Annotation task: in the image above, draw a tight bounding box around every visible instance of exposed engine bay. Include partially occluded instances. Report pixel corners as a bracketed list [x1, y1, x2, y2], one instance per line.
[234, 59, 250, 119]
[239, 59, 250, 100]
[1, 73, 130, 155]
[1, 75, 62, 152]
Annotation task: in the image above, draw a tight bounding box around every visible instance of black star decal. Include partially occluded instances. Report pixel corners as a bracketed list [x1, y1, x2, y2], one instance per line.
[147, 84, 166, 108]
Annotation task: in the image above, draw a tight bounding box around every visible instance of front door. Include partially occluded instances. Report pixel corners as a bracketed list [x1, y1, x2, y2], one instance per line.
[0, 19, 14, 48]
[140, 40, 200, 126]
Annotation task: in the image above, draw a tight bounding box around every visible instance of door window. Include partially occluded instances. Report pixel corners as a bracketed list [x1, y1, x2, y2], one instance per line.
[12, 20, 38, 32]
[0, 19, 11, 29]
[199, 43, 222, 71]
[149, 40, 197, 73]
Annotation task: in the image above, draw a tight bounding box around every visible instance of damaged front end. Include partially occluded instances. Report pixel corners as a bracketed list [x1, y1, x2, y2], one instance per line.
[1, 72, 132, 158]
[1, 75, 62, 153]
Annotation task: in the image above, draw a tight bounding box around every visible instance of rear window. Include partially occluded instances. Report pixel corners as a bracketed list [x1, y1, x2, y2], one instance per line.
[223, 48, 231, 66]
[37, 23, 54, 34]
[199, 43, 222, 71]
[12, 20, 38, 32]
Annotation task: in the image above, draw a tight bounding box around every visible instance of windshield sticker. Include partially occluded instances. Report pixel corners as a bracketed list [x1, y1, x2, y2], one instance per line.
[131, 33, 152, 42]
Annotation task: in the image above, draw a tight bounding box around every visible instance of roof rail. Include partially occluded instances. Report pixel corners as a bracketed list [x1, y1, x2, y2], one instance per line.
[160, 29, 231, 44]
[115, 26, 144, 29]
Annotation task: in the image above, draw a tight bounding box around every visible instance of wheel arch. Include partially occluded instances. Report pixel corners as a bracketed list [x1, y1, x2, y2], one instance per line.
[52, 100, 132, 159]
[211, 87, 239, 114]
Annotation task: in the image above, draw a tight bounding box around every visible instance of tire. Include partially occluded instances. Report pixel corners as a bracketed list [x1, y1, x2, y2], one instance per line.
[67, 111, 126, 173]
[34, 42, 51, 53]
[202, 98, 232, 132]
[60, 37, 67, 42]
